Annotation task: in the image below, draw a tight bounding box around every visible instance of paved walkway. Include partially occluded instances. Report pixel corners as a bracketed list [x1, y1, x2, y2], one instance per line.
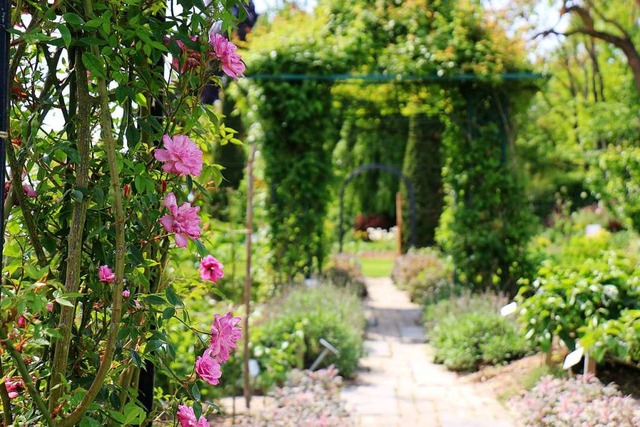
[341, 277, 517, 427]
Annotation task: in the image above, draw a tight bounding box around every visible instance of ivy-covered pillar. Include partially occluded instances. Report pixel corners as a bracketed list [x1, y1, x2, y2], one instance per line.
[252, 77, 336, 282]
[438, 82, 534, 295]
[401, 113, 444, 250]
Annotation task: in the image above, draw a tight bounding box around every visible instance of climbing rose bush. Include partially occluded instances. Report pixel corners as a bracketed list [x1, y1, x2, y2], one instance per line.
[0, 0, 247, 425]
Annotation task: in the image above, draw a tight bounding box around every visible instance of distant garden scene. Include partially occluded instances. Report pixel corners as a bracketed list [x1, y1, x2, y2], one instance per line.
[1, 0, 640, 426]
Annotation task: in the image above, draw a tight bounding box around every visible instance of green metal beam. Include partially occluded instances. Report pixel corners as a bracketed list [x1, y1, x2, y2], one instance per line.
[245, 72, 546, 82]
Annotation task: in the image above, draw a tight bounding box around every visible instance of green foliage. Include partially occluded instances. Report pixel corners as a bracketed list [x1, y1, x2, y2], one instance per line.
[437, 85, 537, 294]
[430, 307, 529, 371]
[252, 284, 365, 387]
[239, 7, 349, 281]
[590, 145, 640, 233]
[401, 114, 444, 249]
[517, 250, 640, 355]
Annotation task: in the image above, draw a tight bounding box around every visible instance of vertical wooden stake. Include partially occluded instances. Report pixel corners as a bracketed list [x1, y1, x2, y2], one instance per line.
[396, 192, 403, 256]
[584, 351, 597, 376]
[243, 144, 257, 410]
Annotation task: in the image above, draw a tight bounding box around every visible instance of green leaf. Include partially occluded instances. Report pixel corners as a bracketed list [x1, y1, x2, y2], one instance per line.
[129, 349, 143, 368]
[191, 383, 201, 400]
[57, 24, 72, 47]
[63, 13, 85, 27]
[165, 286, 183, 307]
[162, 306, 175, 320]
[144, 295, 167, 306]
[82, 52, 107, 80]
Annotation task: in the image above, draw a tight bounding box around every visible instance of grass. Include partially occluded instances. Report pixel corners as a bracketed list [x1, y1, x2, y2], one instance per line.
[359, 255, 395, 278]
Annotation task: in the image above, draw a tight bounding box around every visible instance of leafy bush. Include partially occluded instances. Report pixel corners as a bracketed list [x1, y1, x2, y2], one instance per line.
[423, 290, 507, 331]
[430, 311, 529, 371]
[512, 375, 640, 427]
[517, 251, 640, 354]
[323, 253, 367, 298]
[240, 284, 365, 392]
[391, 248, 453, 304]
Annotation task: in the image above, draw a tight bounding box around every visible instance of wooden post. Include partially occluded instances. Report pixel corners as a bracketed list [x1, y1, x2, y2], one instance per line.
[396, 192, 403, 255]
[584, 351, 597, 376]
[243, 144, 257, 409]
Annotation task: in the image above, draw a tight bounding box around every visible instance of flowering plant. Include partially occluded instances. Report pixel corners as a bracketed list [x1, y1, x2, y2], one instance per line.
[0, 0, 246, 425]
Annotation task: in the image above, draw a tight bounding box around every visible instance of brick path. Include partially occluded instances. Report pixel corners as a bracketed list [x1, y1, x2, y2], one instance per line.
[341, 277, 517, 427]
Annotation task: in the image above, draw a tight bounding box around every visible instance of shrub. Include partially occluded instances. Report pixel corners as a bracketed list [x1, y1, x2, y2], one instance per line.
[430, 311, 529, 371]
[512, 375, 640, 426]
[517, 251, 640, 355]
[247, 284, 365, 392]
[391, 248, 453, 304]
[423, 290, 507, 331]
[323, 253, 367, 298]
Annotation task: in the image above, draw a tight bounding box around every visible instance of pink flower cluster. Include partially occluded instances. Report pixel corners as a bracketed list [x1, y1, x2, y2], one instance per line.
[210, 33, 245, 80]
[168, 32, 245, 80]
[4, 377, 23, 399]
[179, 312, 241, 427]
[199, 255, 224, 283]
[159, 192, 201, 248]
[194, 312, 241, 386]
[154, 135, 203, 177]
[177, 405, 208, 427]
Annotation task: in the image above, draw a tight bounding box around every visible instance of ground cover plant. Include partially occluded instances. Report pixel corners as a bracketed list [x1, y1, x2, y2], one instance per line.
[512, 375, 640, 427]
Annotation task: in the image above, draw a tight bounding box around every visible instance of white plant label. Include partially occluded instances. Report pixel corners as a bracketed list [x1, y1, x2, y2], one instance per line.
[563, 347, 584, 370]
[500, 302, 517, 316]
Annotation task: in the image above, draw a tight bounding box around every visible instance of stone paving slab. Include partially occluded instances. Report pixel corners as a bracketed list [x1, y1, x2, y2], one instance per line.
[341, 277, 518, 427]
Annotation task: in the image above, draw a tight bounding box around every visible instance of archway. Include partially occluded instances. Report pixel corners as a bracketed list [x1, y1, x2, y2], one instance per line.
[338, 163, 417, 252]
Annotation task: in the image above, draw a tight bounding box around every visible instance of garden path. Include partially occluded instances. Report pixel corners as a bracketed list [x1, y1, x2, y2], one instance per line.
[340, 277, 518, 427]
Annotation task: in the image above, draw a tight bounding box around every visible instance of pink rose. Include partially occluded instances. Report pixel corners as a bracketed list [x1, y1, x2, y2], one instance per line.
[195, 348, 222, 385]
[199, 255, 224, 283]
[159, 192, 201, 248]
[98, 265, 116, 283]
[154, 134, 203, 177]
[176, 404, 209, 427]
[16, 316, 27, 328]
[209, 312, 242, 363]
[122, 289, 130, 298]
[209, 33, 245, 80]
[5, 377, 23, 399]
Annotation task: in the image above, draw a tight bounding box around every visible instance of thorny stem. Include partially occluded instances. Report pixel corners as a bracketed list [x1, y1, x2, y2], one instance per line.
[48, 47, 92, 412]
[56, 1, 126, 424]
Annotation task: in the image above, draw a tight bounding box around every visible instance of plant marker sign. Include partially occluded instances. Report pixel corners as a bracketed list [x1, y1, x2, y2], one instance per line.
[500, 302, 517, 316]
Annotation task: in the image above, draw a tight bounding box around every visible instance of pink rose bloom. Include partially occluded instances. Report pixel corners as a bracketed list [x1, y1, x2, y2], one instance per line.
[195, 348, 222, 385]
[154, 134, 203, 177]
[134, 300, 141, 309]
[209, 33, 245, 80]
[122, 289, 130, 298]
[5, 377, 23, 399]
[98, 265, 116, 283]
[46, 302, 54, 311]
[176, 405, 209, 427]
[22, 183, 37, 198]
[159, 192, 201, 248]
[210, 312, 242, 363]
[16, 316, 27, 328]
[199, 255, 224, 283]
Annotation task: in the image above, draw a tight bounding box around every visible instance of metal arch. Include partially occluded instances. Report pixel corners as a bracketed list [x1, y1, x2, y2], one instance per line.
[338, 163, 417, 252]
